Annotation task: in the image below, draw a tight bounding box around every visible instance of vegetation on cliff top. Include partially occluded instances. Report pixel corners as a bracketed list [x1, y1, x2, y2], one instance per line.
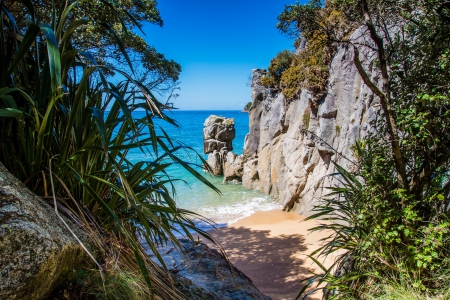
[277, 0, 450, 299]
[261, 0, 355, 100]
[0, 0, 218, 298]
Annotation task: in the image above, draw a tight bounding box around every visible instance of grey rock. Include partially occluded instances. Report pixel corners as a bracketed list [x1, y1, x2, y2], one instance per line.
[218, 141, 229, 151]
[318, 94, 337, 118]
[242, 159, 259, 190]
[316, 118, 336, 155]
[0, 162, 94, 300]
[216, 124, 236, 142]
[251, 69, 268, 103]
[207, 150, 223, 176]
[204, 123, 218, 140]
[148, 239, 271, 300]
[203, 115, 244, 182]
[223, 152, 244, 182]
[203, 115, 235, 154]
[204, 139, 218, 153]
[268, 93, 287, 141]
[204, 115, 224, 127]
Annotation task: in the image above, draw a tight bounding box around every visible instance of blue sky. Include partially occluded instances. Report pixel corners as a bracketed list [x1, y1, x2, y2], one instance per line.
[143, 1, 301, 110]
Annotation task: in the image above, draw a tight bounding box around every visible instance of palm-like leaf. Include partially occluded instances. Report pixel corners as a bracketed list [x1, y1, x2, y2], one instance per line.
[0, 0, 221, 297]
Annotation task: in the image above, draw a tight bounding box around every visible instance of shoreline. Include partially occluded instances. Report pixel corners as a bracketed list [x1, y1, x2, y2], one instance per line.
[201, 209, 340, 300]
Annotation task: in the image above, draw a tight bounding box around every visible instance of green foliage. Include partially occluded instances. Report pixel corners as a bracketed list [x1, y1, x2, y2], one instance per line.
[295, 1, 450, 298]
[0, 0, 219, 297]
[280, 41, 329, 98]
[243, 101, 252, 111]
[64, 258, 167, 300]
[276, 0, 324, 42]
[262, 1, 357, 100]
[335, 125, 340, 136]
[260, 50, 294, 90]
[91, 269, 154, 300]
[302, 112, 311, 129]
[336, 272, 450, 300]
[5, 0, 181, 92]
[80, 266, 161, 300]
[298, 157, 450, 299]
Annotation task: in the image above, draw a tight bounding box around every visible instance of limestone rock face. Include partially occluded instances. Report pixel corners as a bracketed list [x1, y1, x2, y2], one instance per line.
[242, 158, 259, 189]
[203, 115, 236, 154]
[242, 28, 379, 215]
[206, 150, 223, 176]
[0, 162, 93, 300]
[223, 152, 244, 182]
[149, 239, 271, 300]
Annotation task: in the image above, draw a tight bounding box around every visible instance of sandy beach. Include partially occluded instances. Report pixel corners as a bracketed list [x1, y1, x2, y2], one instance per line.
[204, 210, 340, 300]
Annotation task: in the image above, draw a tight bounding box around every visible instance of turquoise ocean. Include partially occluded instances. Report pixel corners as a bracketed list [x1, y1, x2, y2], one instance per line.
[128, 110, 280, 228]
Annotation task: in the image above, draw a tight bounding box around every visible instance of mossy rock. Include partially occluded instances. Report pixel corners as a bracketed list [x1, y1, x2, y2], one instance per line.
[0, 162, 96, 300]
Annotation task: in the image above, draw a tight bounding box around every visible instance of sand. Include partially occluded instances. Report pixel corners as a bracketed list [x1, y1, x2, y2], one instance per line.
[204, 210, 341, 300]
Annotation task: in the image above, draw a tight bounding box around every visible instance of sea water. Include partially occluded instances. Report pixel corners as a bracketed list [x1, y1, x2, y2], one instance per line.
[128, 110, 280, 229]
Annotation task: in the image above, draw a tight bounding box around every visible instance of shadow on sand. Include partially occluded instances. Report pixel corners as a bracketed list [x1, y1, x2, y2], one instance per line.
[206, 226, 322, 300]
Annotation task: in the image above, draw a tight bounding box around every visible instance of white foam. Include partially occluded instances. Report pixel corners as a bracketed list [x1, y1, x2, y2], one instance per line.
[199, 196, 282, 225]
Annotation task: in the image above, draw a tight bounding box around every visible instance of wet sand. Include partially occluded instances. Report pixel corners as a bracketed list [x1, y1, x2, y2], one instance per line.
[204, 210, 341, 300]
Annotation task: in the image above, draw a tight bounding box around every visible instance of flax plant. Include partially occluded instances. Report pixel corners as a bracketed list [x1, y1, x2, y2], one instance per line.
[0, 0, 220, 297]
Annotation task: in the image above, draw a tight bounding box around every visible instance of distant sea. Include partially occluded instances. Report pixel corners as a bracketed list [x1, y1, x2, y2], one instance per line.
[128, 110, 280, 229]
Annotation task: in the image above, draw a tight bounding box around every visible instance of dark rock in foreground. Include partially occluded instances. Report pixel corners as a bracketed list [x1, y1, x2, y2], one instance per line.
[147, 239, 271, 300]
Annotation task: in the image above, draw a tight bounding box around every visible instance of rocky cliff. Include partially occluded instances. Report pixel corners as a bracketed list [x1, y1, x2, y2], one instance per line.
[241, 28, 379, 215]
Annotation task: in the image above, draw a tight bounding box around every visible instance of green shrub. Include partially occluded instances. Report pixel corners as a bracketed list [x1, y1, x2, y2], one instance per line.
[260, 50, 294, 89]
[293, 1, 450, 299]
[298, 142, 450, 299]
[280, 42, 329, 99]
[265, 2, 357, 100]
[302, 112, 311, 129]
[262, 42, 330, 99]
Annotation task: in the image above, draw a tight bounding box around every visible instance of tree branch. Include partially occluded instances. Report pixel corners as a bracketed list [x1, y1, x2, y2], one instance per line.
[352, 41, 408, 190]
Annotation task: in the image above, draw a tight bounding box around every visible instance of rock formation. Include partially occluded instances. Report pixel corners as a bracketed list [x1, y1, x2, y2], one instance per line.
[203, 115, 236, 155]
[0, 162, 94, 300]
[240, 27, 379, 215]
[203, 115, 245, 182]
[148, 239, 271, 300]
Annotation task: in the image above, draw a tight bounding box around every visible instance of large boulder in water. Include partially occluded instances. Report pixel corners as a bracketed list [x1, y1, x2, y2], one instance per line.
[0, 162, 95, 300]
[203, 115, 246, 182]
[203, 115, 236, 154]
